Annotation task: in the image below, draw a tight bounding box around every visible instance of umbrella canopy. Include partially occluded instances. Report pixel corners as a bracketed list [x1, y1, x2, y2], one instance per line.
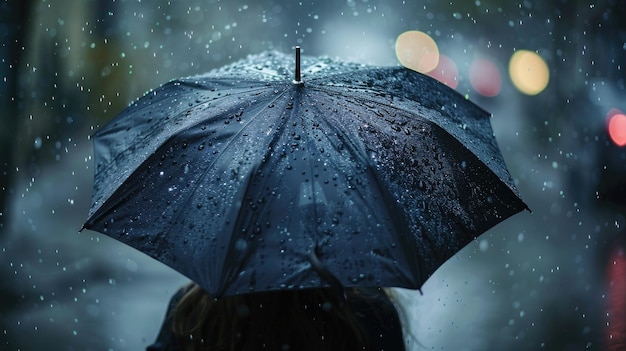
[83, 48, 528, 297]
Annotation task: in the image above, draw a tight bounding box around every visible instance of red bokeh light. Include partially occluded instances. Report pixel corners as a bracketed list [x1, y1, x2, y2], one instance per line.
[427, 54, 458, 89]
[469, 58, 502, 97]
[607, 109, 626, 147]
[606, 246, 626, 350]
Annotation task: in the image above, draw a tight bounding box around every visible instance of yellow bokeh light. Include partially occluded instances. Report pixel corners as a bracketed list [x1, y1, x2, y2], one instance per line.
[395, 31, 439, 73]
[508, 50, 550, 95]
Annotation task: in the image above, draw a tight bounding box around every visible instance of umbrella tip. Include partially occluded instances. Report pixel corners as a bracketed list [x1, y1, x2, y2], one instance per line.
[293, 46, 303, 84]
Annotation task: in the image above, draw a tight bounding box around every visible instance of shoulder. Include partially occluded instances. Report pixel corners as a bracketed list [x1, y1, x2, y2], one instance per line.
[145, 285, 191, 351]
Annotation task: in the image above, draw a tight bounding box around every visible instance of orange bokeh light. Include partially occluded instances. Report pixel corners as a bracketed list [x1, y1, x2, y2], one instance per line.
[395, 31, 440, 73]
[427, 54, 458, 89]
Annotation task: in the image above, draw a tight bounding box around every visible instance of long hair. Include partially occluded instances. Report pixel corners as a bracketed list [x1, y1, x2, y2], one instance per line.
[172, 284, 372, 351]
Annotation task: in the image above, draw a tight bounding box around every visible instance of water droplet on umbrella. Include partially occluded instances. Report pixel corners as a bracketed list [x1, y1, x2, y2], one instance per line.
[235, 239, 248, 252]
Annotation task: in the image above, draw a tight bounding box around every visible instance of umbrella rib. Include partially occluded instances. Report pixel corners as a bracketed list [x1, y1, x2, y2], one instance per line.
[305, 96, 420, 284]
[93, 81, 272, 182]
[294, 90, 350, 292]
[306, 98, 389, 219]
[310, 83, 523, 199]
[310, 84, 527, 282]
[307, 67, 491, 115]
[87, 82, 275, 217]
[306, 88, 507, 287]
[161, 87, 292, 243]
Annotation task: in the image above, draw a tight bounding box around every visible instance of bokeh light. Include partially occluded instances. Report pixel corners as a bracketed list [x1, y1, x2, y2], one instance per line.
[395, 30, 439, 73]
[508, 50, 550, 95]
[468, 58, 502, 97]
[427, 54, 458, 89]
[607, 109, 626, 147]
[606, 246, 626, 349]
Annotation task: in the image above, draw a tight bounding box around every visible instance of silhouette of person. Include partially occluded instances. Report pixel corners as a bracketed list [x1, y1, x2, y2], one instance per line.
[147, 283, 406, 351]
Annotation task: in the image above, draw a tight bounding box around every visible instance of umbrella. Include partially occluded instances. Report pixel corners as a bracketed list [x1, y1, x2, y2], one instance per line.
[83, 47, 528, 298]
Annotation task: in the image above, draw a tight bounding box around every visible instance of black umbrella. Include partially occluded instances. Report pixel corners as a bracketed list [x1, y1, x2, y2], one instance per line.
[83, 47, 528, 298]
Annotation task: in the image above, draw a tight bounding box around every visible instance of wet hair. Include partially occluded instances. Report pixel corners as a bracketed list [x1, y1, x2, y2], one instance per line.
[172, 283, 373, 351]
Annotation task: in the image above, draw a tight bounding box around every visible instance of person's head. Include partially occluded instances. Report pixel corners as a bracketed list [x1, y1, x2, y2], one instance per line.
[172, 283, 399, 351]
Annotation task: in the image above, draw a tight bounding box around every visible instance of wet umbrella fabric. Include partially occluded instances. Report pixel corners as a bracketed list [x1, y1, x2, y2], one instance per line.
[83, 50, 527, 297]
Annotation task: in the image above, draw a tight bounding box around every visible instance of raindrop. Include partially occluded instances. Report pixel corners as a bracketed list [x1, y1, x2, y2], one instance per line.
[479, 239, 489, 252]
[418, 180, 426, 190]
[235, 238, 248, 252]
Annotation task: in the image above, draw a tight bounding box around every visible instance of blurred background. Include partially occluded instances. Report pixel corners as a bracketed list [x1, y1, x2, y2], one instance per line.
[1, 0, 625, 350]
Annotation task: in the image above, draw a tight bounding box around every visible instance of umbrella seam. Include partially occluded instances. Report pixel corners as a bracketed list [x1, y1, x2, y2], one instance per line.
[306, 91, 421, 288]
[309, 84, 524, 199]
[90, 81, 273, 211]
[306, 67, 491, 115]
[161, 87, 292, 242]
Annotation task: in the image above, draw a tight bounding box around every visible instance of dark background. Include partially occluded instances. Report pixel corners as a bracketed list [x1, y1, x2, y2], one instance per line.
[1, 0, 625, 350]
